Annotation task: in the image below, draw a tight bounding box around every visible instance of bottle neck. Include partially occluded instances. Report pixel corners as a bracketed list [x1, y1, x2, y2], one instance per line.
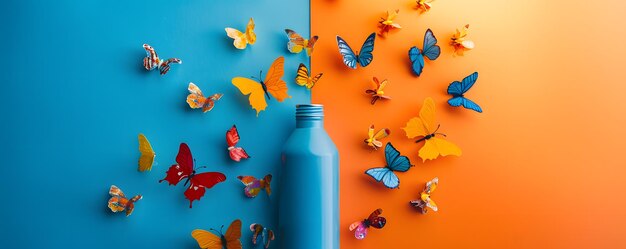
[295, 104, 324, 128]
[296, 118, 324, 128]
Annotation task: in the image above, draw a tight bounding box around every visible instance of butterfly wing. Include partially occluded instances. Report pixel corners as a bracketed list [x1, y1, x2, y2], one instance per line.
[422, 29, 441, 60]
[409, 46, 425, 76]
[384, 143, 411, 172]
[349, 221, 368, 240]
[403, 98, 436, 138]
[264, 56, 290, 102]
[306, 36, 319, 56]
[367, 208, 386, 229]
[158, 58, 182, 75]
[191, 229, 223, 249]
[187, 82, 206, 109]
[357, 33, 376, 67]
[264, 229, 275, 249]
[237, 175, 261, 197]
[365, 167, 400, 189]
[224, 219, 243, 249]
[226, 125, 250, 161]
[108, 185, 128, 212]
[202, 94, 223, 113]
[245, 18, 256, 46]
[448, 72, 482, 112]
[232, 77, 267, 116]
[186, 172, 227, 208]
[250, 223, 263, 245]
[138, 133, 155, 172]
[159, 143, 194, 185]
[225, 28, 247, 49]
[286, 29, 306, 53]
[142, 44, 159, 71]
[419, 137, 462, 161]
[295, 63, 311, 87]
[336, 36, 358, 69]
[422, 177, 439, 211]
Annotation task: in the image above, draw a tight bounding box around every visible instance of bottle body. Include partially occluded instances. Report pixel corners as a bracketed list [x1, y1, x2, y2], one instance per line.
[279, 105, 339, 249]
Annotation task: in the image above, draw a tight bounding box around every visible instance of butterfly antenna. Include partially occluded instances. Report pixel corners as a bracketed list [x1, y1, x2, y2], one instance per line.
[433, 124, 447, 137]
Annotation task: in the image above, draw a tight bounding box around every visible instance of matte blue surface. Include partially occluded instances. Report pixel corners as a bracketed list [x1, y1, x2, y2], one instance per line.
[0, 1, 310, 248]
[279, 107, 339, 249]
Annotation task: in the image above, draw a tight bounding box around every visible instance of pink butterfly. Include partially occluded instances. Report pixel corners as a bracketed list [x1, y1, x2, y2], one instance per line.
[226, 125, 250, 162]
[349, 208, 386, 239]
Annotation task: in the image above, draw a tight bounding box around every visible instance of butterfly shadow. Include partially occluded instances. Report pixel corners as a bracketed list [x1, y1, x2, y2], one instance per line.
[360, 174, 399, 193]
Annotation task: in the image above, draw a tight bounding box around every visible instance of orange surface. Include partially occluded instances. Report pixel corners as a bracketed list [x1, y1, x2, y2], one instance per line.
[311, 0, 626, 248]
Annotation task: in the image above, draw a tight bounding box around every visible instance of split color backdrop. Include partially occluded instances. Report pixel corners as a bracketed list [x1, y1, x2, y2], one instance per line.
[2, 0, 626, 248]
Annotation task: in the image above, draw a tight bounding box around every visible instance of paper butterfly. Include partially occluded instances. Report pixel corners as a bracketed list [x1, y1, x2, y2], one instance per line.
[364, 125, 390, 150]
[409, 29, 441, 76]
[186, 82, 223, 113]
[295, 63, 323, 89]
[143, 44, 182, 75]
[402, 97, 462, 161]
[285, 29, 318, 56]
[349, 208, 386, 240]
[365, 77, 391, 105]
[378, 9, 401, 37]
[138, 133, 155, 172]
[237, 174, 272, 198]
[108, 185, 142, 216]
[448, 72, 482, 112]
[250, 223, 275, 248]
[415, 0, 434, 13]
[336, 33, 376, 69]
[409, 177, 439, 214]
[365, 143, 412, 189]
[232, 56, 291, 116]
[451, 24, 474, 56]
[159, 143, 226, 208]
[225, 18, 256, 49]
[226, 125, 250, 162]
[192, 219, 242, 249]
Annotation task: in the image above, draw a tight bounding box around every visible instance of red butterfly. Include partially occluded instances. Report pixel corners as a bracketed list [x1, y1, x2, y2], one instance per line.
[226, 125, 250, 162]
[159, 143, 226, 208]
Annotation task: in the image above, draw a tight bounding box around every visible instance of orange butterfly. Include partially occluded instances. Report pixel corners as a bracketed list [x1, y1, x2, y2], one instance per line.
[225, 18, 256, 49]
[107, 185, 142, 216]
[295, 63, 323, 89]
[285, 29, 318, 56]
[402, 97, 462, 161]
[192, 219, 242, 249]
[364, 125, 390, 150]
[186, 82, 223, 113]
[365, 77, 391, 105]
[415, 0, 434, 13]
[451, 24, 475, 56]
[378, 9, 401, 37]
[232, 56, 291, 116]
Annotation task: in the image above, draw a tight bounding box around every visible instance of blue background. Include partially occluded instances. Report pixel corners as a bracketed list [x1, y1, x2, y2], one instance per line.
[0, 0, 310, 248]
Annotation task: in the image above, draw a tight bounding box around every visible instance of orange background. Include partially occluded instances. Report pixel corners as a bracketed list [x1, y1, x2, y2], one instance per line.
[312, 0, 626, 248]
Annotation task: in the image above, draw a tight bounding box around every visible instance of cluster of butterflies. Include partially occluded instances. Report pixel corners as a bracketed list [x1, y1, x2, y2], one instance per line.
[142, 18, 323, 117]
[192, 219, 275, 249]
[346, 2, 482, 240]
[109, 127, 271, 213]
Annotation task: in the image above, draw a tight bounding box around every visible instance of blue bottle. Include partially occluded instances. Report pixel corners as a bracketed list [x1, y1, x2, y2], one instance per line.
[279, 104, 339, 249]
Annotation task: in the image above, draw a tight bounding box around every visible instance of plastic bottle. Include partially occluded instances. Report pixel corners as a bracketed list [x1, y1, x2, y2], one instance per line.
[279, 104, 339, 249]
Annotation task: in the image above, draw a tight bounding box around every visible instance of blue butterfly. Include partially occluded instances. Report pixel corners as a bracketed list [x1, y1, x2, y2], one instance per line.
[365, 143, 412, 189]
[408, 29, 441, 76]
[447, 72, 482, 113]
[336, 33, 376, 69]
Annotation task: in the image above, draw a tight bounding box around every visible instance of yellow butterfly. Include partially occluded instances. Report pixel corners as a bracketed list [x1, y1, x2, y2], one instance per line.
[285, 29, 318, 56]
[192, 219, 242, 249]
[364, 125, 390, 150]
[416, 0, 434, 13]
[225, 18, 256, 49]
[451, 24, 475, 56]
[409, 177, 438, 214]
[232, 56, 291, 116]
[186, 82, 223, 113]
[378, 9, 401, 37]
[138, 133, 155, 172]
[295, 63, 323, 89]
[402, 97, 461, 161]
